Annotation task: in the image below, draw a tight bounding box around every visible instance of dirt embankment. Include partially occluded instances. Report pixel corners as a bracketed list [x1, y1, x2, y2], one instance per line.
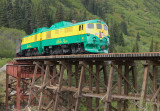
[0, 64, 6, 73]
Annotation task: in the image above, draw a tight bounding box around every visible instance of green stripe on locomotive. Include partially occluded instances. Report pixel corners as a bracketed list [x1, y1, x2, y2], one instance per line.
[21, 41, 42, 53]
[42, 34, 109, 53]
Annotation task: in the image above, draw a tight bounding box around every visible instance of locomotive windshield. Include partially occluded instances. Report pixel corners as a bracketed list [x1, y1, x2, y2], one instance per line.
[88, 24, 94, 28]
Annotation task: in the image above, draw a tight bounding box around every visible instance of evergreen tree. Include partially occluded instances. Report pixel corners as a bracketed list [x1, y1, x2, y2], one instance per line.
[120, 21, 128, 35]
[13, 0, 23, 29]
[7, 0, 14, 28]
[110, 22, 121, 43]
[24, 0, 32, 34]
[42, 6, 49, 27]
[132, 39, 139, 52]
[154, 42, 159, 52]
[109, 44, 114, 53]
[55, 5, 64, 22]
[34, 4, 43, 29]
[150, 37, 154, 52]
[68, 10, 74, 21]
[118, 32, 125, 46]
[136, 32, 140, 41]
[0, 0, 8, 27]
[82, 10, 87, 20]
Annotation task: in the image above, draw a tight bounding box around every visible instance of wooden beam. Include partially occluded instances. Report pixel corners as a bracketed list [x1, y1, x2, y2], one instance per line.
[38, 64, 50, 111]
[75, 64, 79, 88]
[104, 66, 114, 111]
[112, 64, 138, 93]
[67, 64, 72, 110]
[28, 63, 38, 107]
[132, 66, 137, 92]
[117, 64, 122, 111]
[81, 63, 107, 89]
[153, 65, 158, 111]
[53, 65, 65, 111]
[140, 65, 149, 110]
[103, 64, 108, 87]
[75, 64, 85, 111]
[124, 64, 129, 110]
[96, 64, 100, 111]
[87, 64, 93, 111]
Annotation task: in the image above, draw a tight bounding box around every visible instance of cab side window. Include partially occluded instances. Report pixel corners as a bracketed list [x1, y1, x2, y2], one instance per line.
[79, 25, 81, 31]
[97, 24, 102, 29]
[88, 24, 94, 28]
[79, 25, 84, 31]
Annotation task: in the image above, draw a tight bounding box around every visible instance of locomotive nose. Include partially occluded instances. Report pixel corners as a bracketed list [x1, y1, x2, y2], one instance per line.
[99, 31, 102, 39]
[101, 46, 105, 49]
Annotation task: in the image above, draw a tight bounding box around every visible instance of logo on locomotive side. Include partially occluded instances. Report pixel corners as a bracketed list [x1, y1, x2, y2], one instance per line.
[27, 44, 31, 48]
[63, 39, 68, 43]
[56, 40, 63, 44]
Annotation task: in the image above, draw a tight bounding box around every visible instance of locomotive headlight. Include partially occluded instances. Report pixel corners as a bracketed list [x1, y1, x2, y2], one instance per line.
[93, 37, 96, 40]
[97, 20, 101, 23]
[101, 46, 105, 49]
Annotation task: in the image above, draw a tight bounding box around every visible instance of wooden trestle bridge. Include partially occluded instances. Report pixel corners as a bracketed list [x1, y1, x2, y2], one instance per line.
[5, 52, 160, 111]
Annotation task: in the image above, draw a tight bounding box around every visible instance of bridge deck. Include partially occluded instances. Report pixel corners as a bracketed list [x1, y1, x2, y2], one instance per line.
[14, 52, 160, 61]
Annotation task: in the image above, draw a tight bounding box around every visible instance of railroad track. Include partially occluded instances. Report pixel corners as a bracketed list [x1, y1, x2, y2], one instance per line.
[14, 52, 160, 61]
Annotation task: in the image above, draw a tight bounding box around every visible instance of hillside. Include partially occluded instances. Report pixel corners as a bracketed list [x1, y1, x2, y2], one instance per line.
[105, 0, 160, 52]
[0, 0, 160, 57]
[0, 27, 26, 58]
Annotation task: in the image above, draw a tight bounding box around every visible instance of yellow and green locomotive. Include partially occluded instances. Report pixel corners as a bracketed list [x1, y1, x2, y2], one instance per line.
[16, 19, 110, 56]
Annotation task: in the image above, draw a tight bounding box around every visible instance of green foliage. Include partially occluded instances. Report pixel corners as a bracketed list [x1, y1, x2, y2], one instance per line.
[55, 4, 64, 23]
[154, 42, 159, 52]
[0, 58, 12, 67]
[120, 21, 128, 35]
[150, 37, 153, 52]
[0, 27, 26, 58]
[118, 32, 125, 46]
[136, 32, 140, 41]
[132, 39, 139, 52]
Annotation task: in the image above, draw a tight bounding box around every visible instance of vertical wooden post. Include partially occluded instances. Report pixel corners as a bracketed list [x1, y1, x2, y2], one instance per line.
[6, 73, 9, 111]
[124, 64, 129, 110]
[28, 63, 38, 107]
[96, 64, 100, 111]
[117, 64, 122, 111]
[104, 66, 114, 111]
[75, 63, 85, 111]
[75, 63, 79, 88]
[38, 64, 50, 111]
[132, 65, 137, 92]
[153, 65, 158, 111]
[140, 65, 149, 110]
[41, 65, 44, 85]
[16, 66, 21, 110]
[67, 64, 72, 110]
[87, 64, 93, 111]
[53, 64, 65, 111]
[52, 65, 56, 85]
[103, 63, 108, 87]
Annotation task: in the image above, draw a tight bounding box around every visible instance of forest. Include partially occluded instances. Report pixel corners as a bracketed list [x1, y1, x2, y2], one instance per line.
[0, 0, 160, 58]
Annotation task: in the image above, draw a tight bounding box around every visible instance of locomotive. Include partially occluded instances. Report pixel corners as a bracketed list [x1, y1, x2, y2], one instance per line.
[16, 19, 110, 57]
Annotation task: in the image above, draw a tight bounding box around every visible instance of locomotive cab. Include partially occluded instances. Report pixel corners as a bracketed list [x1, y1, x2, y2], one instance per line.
[84, 20, 110, 53]
[86, 23, 109, 39]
